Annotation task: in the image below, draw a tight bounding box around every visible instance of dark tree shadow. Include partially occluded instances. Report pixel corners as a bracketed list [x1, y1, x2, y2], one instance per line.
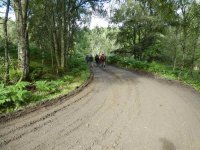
[160, 138, 176, 150]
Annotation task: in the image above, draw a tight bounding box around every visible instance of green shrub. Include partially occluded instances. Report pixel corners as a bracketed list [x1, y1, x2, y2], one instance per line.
[0, 82, 32, 112]
[42, 73, 57, 80]
[0, 55, 90, 113]
[63, 75, 74, 82]
[35, 80, 62, 94]
[80, 70, 90, 80]
[49, 80, 63, 92]
[0, 84, 14, 110]
[30, 67, 43, 80]
[108, 55, 149, 70]
[35, 81, 51, 92]
[9, 82, 32, 106]
[0, 58, 5, 81]
[70, 68, 82, 76]
[68, 55, 88, 71]
[9, 69, 21, 83]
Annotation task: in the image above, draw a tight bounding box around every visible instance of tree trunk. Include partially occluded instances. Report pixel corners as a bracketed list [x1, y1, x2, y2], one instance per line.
[173, 28, 178, 71]
[40, 45, 44, 67]
[61, 0, 67, 69]
[12, 0, 29, 81]
[66, 11, 71, 61]
[52, 11, 61, 68]
[3, 0, 10, 84]
[138, 28, 141, 43]
[51, 48, 54, 68]
[50, 29, 55, 69]
[133, 26, 136, 59]
[180, 6, 187, 72]
[25, 23, 29, 77]
[190, 32, 199, 75]
[181, 36, 186, 70]
[173, 50, 177, 71]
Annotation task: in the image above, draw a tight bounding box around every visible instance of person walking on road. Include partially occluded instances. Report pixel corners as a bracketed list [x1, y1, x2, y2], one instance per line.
[95, 54, 99, 66]
[100, 53, 106, 68]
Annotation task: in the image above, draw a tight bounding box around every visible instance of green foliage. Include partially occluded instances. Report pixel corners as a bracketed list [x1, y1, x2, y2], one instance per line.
[48, 80, 64, 92]
[0, 82, 32, 112]
[9, 69, 21, 83]
[0, 19, 17, 44]
[67, 54, 89, 77]
[63, 75, 74, 83]
[75, 27, 120, 56]
[30, 67, 43, 80]
[35, 80, 64, 94]
[109, 55, 149, 70]
[0, 59, 90, 113]
[80, 70, 90, 80]
[0, 57, 5, 81]
[42, 73, 57, 80]
[35, 81, 51, 92]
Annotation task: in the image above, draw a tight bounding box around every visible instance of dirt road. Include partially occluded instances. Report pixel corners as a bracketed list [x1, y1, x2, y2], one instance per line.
[1, 66, 200, 150]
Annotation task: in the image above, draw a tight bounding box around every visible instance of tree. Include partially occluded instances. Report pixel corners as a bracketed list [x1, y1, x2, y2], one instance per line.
[3, 0, 11, 84]
[12, 0, 29, 81]
[187, 2, 200, 74]
[28, 0, 109, 73]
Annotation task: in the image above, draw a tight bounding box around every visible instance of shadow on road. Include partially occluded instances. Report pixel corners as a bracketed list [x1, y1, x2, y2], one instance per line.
[160, 138, 176, 150]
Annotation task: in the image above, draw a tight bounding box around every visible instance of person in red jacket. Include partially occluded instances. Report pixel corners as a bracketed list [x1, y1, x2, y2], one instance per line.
[100, 53, 106, 68]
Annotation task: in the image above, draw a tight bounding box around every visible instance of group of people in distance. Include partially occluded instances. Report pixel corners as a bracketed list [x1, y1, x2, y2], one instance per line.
[85, 53, 106, 68]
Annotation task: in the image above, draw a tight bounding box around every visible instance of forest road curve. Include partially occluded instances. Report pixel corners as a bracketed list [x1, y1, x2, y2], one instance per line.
[1, 66, 200, 150]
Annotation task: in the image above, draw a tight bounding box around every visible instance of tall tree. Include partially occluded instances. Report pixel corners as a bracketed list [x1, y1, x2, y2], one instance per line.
[3, 0, 11, 84]
[12, 0, 29, 80]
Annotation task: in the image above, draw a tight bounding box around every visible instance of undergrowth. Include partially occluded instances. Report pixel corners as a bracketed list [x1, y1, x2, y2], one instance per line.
[0, 55, 90, 113]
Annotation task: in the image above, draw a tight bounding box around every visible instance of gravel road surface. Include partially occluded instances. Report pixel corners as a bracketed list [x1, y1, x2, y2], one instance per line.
[1, 66, 200, 150]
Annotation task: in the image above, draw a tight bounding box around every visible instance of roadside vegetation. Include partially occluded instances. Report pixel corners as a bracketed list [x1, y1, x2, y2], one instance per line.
[0, 52, 90, 113]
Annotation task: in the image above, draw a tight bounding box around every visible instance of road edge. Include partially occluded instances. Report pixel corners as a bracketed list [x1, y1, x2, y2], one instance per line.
[112, 65, 200, 94]
[0, 68, 94, 123]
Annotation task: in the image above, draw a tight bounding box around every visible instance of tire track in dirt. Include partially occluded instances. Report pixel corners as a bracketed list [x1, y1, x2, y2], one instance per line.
[0, 85, 95, 134]
[0, 88, 96, 146]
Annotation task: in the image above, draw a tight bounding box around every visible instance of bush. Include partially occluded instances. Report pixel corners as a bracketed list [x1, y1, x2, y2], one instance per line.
[35, 81, 51, 92]
[0, 82, 32, 112]
[67, 55, 88, 72]
[42, 73, 57, 80]
[80, 70, 90, 80]
[0, 55, 90, 113]
[9, 69, 21, 83]
[63, 75, 74, 83]
[108, 55, 149, 70]
[49, 80, 64, 92]
[30, 67, 43, 80]
[35, 80, 63, 94]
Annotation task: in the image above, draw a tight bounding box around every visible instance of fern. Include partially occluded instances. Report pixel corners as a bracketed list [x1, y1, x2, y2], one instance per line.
[35, 81, 50, 92]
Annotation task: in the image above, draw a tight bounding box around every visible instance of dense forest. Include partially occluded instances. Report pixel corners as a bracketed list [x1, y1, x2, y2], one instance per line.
[110, 0, 200, 70]
[0, 0, 200, 113]
[0, 0, 109, 113]
[108, 0, 200, 91]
